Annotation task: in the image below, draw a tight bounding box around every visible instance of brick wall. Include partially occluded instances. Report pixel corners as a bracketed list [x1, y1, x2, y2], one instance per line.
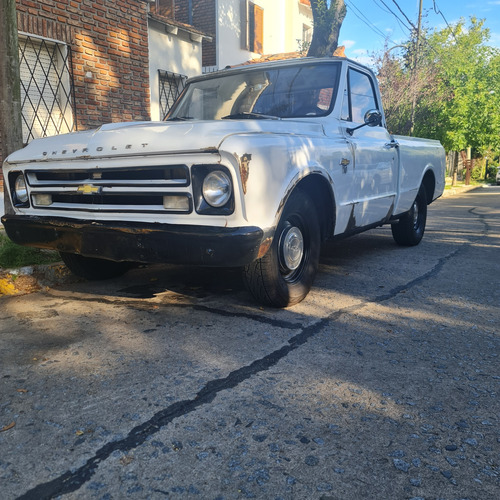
[175, 0, 216, 67]
[195, 0, 216, 67]
[19, 0, 151, 128]
[1, 0, 151, 171]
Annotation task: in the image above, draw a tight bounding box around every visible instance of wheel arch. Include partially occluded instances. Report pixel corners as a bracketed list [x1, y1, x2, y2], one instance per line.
[292, 173, 336, 241]
[422, 168, 436, 205]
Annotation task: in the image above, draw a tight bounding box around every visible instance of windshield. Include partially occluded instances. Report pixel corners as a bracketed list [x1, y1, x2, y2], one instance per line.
[168, 62, 340, 121]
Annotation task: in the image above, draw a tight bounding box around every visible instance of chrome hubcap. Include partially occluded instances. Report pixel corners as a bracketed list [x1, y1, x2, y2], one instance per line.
[280, 226, 304, 271]
[412, 200, 419, 229]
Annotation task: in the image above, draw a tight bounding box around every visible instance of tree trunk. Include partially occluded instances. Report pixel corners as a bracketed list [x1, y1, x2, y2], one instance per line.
[307, 0, 347, 57]
[452, 151, 458, 187]
[1, 0, 23, 212]
[0, 0, 23, 158]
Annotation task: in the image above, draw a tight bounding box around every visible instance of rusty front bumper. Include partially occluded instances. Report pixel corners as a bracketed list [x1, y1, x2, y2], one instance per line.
[2, 215, 264, 267]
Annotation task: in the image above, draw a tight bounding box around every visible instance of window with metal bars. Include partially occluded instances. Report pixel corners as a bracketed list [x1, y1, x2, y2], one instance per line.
[18, 34, 76, 144]
[158, 70, 187, 120]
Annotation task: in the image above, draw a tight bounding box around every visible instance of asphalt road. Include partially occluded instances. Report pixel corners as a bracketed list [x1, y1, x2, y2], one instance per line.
[1, 187, 499, 500]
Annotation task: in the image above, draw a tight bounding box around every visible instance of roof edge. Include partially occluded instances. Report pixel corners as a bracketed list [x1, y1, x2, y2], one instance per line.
[148, 13, 213, 42]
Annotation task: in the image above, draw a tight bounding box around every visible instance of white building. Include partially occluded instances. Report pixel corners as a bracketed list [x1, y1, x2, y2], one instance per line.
[146, 0, 314, 119]
[148, 14, 209, 121]
[215, 0, 313, 69]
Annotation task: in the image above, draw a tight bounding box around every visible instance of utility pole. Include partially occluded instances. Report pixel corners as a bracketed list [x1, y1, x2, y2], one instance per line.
[409, 0, 423, 136]
[1, 0, 23, 209]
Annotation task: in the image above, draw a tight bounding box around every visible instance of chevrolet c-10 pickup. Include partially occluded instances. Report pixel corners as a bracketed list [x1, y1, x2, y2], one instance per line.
[2, 57, 445, 307]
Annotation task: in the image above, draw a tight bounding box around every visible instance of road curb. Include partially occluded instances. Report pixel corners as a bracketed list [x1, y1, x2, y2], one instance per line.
[0, 261, 75, 296]
[440, 184, 481, 198]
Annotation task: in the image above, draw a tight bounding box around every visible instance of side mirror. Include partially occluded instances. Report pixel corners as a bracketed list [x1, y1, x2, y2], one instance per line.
[346, 109, 383, 136]
[364, 109, 382, 127]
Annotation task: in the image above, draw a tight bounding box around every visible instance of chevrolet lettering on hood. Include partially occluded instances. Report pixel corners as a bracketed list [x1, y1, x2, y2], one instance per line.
[42, 143, 149, 157]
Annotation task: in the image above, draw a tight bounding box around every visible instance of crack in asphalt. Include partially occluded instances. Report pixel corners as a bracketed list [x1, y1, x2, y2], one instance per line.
[468, 207, 494, 236]
[44, 290, 305, 330]
[24, 199, 499, 500]
[17, 247, 462, 500]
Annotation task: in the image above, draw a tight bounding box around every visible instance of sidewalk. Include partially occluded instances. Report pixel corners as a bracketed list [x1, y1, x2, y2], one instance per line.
[441, 183, 481, 198]
[1, 191, 74, 295]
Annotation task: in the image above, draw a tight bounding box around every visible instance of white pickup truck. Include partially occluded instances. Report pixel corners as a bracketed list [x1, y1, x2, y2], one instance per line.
[2, 57, 445, 307]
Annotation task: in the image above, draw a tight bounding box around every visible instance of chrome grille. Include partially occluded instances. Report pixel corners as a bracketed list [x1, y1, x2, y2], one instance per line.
[25, 165, 192, 213]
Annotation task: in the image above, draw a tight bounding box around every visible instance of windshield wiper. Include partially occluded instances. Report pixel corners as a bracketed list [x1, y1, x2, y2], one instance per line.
[166, 116, 194, 121]
[222, 112, 280, 120]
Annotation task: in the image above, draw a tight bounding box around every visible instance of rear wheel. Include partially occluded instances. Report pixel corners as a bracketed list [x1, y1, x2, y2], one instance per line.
[243, 190, 321, 307]
[391, 186, 427, 246]
[60, 252, 133, 280]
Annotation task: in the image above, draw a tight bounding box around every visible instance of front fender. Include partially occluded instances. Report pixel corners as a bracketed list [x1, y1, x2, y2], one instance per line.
[220, 133, 334, 231]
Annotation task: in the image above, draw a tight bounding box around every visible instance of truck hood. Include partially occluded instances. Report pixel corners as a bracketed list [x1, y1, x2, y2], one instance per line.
[6, 120, 325, 163]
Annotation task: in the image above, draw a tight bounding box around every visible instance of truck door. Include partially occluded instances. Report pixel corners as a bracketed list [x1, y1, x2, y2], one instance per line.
[342, 67, 398, 228]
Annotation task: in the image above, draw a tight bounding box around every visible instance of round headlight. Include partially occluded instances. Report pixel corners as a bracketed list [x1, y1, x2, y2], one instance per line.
[202, 170, 232, 207]
[14, 174, 29, 204]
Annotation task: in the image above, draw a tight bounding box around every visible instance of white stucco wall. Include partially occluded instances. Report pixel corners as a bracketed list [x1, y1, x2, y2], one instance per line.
[284, 1, 313, 53]
[216, 0, 313, 68]
[148, 22, 203, 121]
[216, 0, 244, 68]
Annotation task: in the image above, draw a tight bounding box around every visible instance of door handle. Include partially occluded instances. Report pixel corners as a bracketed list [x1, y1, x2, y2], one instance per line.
[384, 140, 399, 149]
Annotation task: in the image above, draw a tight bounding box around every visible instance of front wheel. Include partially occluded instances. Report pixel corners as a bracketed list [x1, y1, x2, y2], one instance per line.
[243, 190, 321, 307]
[60, 252, 134, 280]
[391, 186, 427, 246]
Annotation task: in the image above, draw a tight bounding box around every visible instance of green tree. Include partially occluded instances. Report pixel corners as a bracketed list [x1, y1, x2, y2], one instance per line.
[376, 38, 438, 136]
[424, 18, 500, 154]
[377, 18, 500, 155]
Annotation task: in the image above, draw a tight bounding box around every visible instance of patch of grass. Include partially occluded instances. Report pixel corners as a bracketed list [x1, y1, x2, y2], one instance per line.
[444, 178, 487, 190]
[0, 231, 60, 269]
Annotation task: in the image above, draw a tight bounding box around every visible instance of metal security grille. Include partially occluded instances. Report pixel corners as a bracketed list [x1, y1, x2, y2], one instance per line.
[158, 70, 187, 120]
[18, 35, 76, 144]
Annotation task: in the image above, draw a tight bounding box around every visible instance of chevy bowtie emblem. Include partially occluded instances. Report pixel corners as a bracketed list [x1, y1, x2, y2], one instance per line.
[340, 158, 350, 174]
[77, 184, 101, 194]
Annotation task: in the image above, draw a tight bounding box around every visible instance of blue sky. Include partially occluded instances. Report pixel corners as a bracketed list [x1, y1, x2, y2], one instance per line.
[338, 0, 500, 64]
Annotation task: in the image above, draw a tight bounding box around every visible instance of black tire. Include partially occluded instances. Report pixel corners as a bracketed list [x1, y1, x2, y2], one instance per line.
[391, 186, 427, 246]
[243, 190, 321, 307]
[60, 252, 133, 280]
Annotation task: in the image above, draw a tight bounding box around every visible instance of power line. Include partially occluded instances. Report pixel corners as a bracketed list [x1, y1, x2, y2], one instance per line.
[432, 0, 451, 28]
[389, 0, 417, 30]
[375, 0, 413, 31]
[344, 0, 394, 41]
[373, 0, 413, 35]
[344, 0, 444, 60]
[432, 0, 458, 41]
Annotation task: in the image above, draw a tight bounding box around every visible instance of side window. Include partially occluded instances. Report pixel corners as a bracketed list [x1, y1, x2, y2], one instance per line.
[345, 68, 379, 123]
[340, 88, 350, 121]
[152, 0, 175, 18]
